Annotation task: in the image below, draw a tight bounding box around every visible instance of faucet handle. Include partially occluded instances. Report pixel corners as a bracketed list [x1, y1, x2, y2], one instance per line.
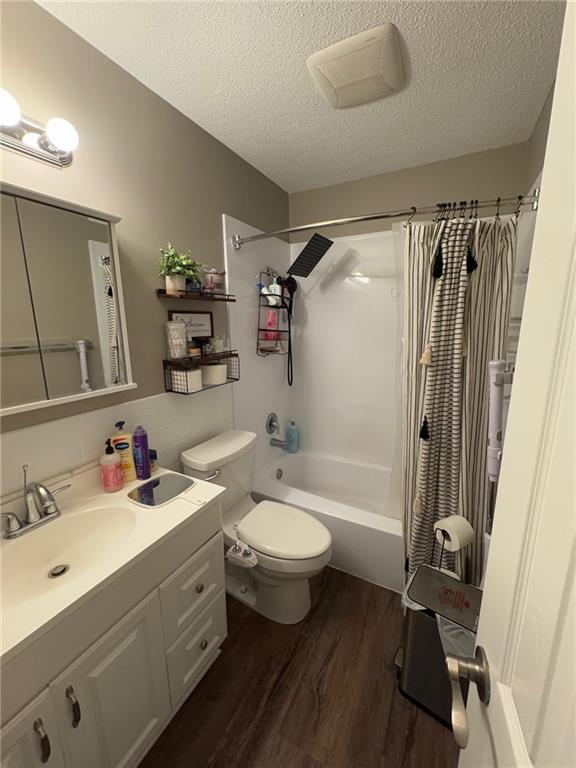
[1, 512, 22, 535]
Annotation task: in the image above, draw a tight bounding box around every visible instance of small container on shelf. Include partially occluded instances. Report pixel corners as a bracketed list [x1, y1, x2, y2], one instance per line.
[165, 321, 187, 358]
[201, 268, 226, 294]
[171, 367, 203, 394]
[199, 363, 227, 386]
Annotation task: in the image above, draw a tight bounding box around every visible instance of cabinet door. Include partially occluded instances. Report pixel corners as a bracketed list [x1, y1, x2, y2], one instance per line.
[50, 591, 170, 768]
[1, 688, 66, 768]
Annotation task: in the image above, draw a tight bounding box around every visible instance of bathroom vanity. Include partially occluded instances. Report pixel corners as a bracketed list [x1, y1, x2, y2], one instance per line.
[0, 469, 227, 767]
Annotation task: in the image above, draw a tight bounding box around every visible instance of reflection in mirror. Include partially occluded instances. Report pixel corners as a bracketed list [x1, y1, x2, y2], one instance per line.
[0, 191, 132, 413]
[1, 195, 48, 408]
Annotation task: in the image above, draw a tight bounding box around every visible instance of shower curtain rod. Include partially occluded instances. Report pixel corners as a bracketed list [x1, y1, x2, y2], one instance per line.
[232, 190, 540, 250]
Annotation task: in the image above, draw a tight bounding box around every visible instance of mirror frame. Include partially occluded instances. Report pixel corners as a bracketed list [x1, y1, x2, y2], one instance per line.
[0, 183, 137, 416]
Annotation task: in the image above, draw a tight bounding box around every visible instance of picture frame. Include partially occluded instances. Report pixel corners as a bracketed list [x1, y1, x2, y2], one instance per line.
[168, 310, 213, 339]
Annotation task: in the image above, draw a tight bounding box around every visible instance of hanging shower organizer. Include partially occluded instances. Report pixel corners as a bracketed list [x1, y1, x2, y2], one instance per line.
[257, 268, 290, 356]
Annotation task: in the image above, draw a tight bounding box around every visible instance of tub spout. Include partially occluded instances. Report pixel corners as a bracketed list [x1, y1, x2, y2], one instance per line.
[270, 437, 288, 449]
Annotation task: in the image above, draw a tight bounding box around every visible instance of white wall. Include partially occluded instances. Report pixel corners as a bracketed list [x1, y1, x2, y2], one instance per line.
[290, 229, 404, 469]
[222, 215, 292, 471]
[0, 388, 233, 497]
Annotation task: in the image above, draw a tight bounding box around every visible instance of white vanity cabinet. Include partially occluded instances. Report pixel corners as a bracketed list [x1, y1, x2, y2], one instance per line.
[1, 486, 228, 768]
[49, 592, 170, 768]
[0, 689, 66, 768]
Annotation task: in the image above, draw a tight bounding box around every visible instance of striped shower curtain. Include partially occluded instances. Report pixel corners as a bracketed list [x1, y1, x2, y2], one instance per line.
[402, 216, 517, 584]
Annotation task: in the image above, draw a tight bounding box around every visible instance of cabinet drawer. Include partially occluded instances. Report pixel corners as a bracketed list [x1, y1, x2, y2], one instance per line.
[166, 591, 227, 707]
[159, 531, 224, 647]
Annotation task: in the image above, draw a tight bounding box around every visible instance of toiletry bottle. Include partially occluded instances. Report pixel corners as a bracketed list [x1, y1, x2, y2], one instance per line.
[149, 449, 158, 472]
[133, 425, 151, 480]
[286, 420, 299, 454]
[111, 420, 136, 481]
[100, 439, 124, 492]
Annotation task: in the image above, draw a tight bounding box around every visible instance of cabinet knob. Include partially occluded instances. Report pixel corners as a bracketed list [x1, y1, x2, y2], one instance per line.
[66, 685, 82, 728]
[33, 718, 51, 763]
[200, 639, 208, 651]
[195, 583, 205, 594]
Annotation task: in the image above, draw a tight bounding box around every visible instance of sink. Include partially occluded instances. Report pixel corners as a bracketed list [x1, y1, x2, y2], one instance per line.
[1, 507, 136, 604]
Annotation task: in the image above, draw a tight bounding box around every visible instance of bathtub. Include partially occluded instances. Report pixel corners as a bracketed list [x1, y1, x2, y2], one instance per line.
[253, 452, 404, 593]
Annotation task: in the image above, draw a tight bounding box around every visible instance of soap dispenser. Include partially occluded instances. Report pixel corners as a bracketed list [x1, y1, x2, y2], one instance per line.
[286, 420, 299, 454]
[100, 439, 124, 492]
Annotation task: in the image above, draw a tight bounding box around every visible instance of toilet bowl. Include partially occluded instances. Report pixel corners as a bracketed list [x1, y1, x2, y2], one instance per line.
[181, 430, 332, 624]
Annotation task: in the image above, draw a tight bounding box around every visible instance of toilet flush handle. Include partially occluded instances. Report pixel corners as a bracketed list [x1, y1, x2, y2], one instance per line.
[204, 468, 221, 481]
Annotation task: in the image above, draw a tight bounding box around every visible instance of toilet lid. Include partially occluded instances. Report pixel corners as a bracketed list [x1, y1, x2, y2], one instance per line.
[237, 501, 332, 560]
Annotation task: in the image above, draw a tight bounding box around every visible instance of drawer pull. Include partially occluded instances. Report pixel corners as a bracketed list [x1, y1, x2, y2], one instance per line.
[195, 583, 205, 594]
[66, 685, 82, 728]
[200, 639, 209, 651]
[33, 718, 51, 763]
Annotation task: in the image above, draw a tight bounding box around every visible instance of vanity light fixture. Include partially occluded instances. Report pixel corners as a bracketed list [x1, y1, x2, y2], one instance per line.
[0, 89, 79, 167]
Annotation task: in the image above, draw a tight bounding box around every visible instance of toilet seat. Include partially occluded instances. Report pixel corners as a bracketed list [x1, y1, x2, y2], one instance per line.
[236, 500, 332, 560]
[251, 546, 332, 575]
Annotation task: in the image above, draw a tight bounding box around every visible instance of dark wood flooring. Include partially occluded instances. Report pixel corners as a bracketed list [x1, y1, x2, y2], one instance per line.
[140, 568, 458, 768]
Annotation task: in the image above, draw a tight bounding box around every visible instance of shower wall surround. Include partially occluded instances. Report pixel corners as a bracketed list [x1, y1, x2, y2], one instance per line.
[223, 215, 292, 472]
[224, 215, 404, 520]
[290, 230, 404, 476]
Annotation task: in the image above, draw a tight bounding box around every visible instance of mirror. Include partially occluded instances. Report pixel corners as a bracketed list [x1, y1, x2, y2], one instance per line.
[1, 188, 134, 414]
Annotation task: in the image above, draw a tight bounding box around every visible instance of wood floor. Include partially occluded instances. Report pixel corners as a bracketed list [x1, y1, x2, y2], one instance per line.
[140, 568, 459, 768]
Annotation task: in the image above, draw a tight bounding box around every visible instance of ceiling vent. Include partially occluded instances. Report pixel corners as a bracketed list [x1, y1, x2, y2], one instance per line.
[306, 24, 404, 109]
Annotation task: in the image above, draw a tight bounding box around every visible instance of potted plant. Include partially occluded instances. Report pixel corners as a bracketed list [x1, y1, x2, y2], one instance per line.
[159, 243, 205, 295]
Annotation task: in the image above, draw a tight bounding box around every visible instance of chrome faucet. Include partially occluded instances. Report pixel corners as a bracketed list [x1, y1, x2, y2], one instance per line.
[270, 437, 288, 449]
[1, 465, 71, 540]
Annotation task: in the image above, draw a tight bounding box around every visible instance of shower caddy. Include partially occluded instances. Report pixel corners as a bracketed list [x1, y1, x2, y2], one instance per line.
[256, 268, 290, 357]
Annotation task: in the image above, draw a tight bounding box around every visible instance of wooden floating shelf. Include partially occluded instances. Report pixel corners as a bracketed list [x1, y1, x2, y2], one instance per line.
[156, 289, 236, 303]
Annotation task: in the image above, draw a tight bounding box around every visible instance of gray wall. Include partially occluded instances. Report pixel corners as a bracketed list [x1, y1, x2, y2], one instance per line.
[0, 1, 288, 432]
[289, 143, 530, 239]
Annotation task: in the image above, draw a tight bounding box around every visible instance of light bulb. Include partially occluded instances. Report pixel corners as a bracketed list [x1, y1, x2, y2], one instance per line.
[45, 117, 79, 152]
[22, 132, 42, 148]
[0, 89, 21, 127]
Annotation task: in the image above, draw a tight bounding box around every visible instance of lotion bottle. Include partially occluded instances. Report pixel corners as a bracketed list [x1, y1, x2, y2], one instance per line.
[111, 420, 136, 482]
[100, 439, 124, 492]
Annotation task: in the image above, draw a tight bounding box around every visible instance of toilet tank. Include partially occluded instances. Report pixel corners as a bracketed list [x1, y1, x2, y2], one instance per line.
[181, 430, 257, 518]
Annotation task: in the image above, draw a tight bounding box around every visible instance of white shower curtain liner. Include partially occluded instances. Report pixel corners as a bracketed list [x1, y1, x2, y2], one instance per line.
[402, 215, 517, 584]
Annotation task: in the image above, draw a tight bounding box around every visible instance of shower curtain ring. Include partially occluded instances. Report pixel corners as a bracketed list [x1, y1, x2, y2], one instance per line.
[496, 197, 501, 219]
[515, 195, 524, 217]
[404, 206, 417, 228]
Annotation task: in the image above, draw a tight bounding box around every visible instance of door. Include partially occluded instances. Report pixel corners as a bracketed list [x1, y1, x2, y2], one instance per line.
[1, 688, 66, 768]
[50, 591, 170, 768]
[460, 6, 575, 766]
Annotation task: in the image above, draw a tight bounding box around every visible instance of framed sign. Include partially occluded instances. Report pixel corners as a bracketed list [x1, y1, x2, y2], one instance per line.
[168, 311, 213, 339]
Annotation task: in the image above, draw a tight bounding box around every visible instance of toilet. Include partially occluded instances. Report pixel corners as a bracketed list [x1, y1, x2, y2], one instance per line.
[181, 430, 332, 624]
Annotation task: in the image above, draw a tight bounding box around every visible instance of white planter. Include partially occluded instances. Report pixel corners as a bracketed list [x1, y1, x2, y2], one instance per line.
[165, 275, 186, 295]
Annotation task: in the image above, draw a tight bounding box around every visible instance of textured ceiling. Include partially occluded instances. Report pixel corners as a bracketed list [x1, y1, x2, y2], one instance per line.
[38, 1, 565, 192]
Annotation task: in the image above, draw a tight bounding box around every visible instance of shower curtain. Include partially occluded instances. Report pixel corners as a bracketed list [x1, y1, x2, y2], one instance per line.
[402, 215, 517, 585]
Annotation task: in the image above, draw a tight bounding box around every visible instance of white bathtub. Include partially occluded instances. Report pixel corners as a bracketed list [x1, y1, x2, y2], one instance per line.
[253, 452, 404, 593]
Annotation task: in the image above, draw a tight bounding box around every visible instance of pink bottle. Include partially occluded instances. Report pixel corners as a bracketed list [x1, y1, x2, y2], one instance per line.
[100, 439, 124, 492]
[264, 308, 279, 341]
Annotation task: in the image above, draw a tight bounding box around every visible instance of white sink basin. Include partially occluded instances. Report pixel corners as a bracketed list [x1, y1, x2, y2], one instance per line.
[1, 507, 136, 604]
[1, 469, 227, 660]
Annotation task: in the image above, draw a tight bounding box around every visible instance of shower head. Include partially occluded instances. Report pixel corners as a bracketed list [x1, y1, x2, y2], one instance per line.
[287, 232, 333, 278]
